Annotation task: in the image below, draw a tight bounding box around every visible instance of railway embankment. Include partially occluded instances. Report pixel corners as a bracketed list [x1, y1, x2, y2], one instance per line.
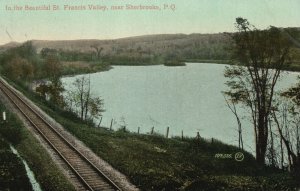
[0, 77, 138, 191]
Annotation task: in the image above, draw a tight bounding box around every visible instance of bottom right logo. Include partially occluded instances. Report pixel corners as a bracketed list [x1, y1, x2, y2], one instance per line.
[235, 152, 244, 162]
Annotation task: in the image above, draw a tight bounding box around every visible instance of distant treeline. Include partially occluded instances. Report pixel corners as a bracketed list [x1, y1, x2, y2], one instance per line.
[0, 42, 111, 84]
[40, 47, 161, 65]
[36, 33, 234, 65]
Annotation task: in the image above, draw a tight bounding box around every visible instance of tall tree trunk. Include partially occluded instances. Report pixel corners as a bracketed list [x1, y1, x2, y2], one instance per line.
[272, 110, 298, 171]
[80, 79, 84, 120]
[84, 77, 91, 121]
[256, 109, 268, 165]
[223, 96, 243, 150]
[280, 136, 284, 169]
[269, 121, 275, 166]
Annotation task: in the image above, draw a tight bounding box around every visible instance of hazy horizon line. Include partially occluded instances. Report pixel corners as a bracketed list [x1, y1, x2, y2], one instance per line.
[2, 25, 300, 47]
[1, 31, 232, 46]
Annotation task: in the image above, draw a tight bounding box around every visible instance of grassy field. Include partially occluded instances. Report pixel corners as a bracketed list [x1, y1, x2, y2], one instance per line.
[0, 102, 76, 191]
[6, 80, 299, 190]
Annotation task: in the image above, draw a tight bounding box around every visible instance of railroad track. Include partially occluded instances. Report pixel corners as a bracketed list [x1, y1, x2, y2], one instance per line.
[0, 79, 122, 191]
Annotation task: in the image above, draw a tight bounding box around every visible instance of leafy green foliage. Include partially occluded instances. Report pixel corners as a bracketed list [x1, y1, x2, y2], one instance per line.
[65, 76, 103, 121]
[0, 42, 42, 81]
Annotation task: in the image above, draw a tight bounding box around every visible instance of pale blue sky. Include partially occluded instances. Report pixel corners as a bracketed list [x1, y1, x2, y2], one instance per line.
[0, 0, 299, 45]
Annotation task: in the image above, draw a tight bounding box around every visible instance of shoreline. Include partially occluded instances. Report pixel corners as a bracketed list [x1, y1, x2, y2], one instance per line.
[60, 60, 300, 78]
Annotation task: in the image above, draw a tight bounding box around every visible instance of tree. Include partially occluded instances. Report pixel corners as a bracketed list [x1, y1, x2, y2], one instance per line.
[45, 55, 62, 81]
[91, 45, 103, 60]
[7, 56, 23, 80]
[0, 41, 37, 81]
[224, 18, 292, 165]
[223, 95, 243, 150]
[277, 77, 300, 173]
[271, 102, 300, 173]
[36, 83, 50, 100]
[6, 56, 34, 81]
[21, 59, 34, 81]
[17, 41, 37, 60]
[38, 55, 64, 107]
[67, 76, 103, 122]
[282, 76, 300, 105]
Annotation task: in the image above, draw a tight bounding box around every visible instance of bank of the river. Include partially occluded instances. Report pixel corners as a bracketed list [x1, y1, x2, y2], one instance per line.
[0, 101, 76, 191]
[185, 59, 300, 72]
[61, 61, 112, 76]
[4, 78, 299, 190]
[61, 59, 300, 78]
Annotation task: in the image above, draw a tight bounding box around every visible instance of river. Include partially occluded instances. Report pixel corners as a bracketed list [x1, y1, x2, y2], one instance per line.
[62, 63, 299, 152]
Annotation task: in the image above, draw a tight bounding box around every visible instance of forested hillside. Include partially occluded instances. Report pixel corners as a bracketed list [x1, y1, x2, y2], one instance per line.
[0, 33, 233, 65]
[0, 29, 299, 67]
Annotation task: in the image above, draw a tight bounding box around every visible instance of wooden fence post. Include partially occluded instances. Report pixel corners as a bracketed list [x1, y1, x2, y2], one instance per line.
[151, 126, 154, 135]
[166, 127, 169, 138]
[110, 119, 113, 131]
[138, 127, 140, 134]
[3, 111, 6, 121]
[97, 116, 102, 128]
[181, 130, 183, 140]
[197, 132, 200, 140]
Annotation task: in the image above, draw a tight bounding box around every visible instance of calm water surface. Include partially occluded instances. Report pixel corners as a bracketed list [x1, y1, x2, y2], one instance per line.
[62, 63, 299, 152]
